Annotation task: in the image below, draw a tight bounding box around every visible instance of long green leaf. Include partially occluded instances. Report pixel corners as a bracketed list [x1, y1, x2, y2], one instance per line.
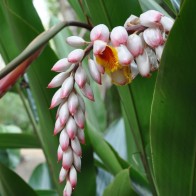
[0, 162, 37, 196]
[150, 0, 196, 195]
[104, 169, 138, 196]
[0, 133, 40, 148]
[0, 0, 63, 193]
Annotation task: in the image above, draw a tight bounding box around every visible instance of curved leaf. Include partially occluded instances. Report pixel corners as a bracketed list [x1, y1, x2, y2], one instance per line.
[0, 162, 37, 196]
[150, 0, 196, 195]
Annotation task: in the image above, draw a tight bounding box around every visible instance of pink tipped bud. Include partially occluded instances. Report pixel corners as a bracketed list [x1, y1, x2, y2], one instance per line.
[77, 94, 85, 112]
[110, 26, 128, 47]
[67, 92, 79, 115]
[69, 166, 77, 188]
[117, 45, 133, 66]
[93, 40, 107, 55]
[160, 16, 174, 32]
[59, 102, 69, 126]
[90, 24, 109, 42]
[61, 75, 74, 98]
[73, 152, 81, 172]
[75, 65, 87, 88]
[62, 147, 73, 170]
[56, 103, 62, 119]
[59, 129, 70, 151]
[124, 15, 139, 27]
[50, 88, 63, 109]
[71, 137, 82, 156]
[54, 117, 64, 135]
[80, 83, 94, 101]
[143, 28, 164, 48]
[59, 167, 68, 183]
[77, 129, 85, 144]
[110, 69, 130, 86]
[66, 36, 86, 47]
[135, 51, 151, 77]
[88, 59, 102, 84]
[66, 117, 77, 139]
[130, 61, 139, 79]
[127, 34, 144, 57]
[74, 108, 85, 129]
[155, 45, 164, 61]
[57, 145, 63, 162]
[51, 58, 72, 72]
[140, 10, 163, 28]
[48, 72, 69, 88]
[68, 49, 84, 63]
[63, 180, 72, 196]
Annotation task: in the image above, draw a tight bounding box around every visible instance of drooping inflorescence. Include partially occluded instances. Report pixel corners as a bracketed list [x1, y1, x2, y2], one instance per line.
[48, 10, 174, 196]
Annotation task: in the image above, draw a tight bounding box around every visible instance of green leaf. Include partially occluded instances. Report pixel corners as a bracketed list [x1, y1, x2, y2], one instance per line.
[0, 133, 40, 148]
[29, 163, 53, 190]
[104, 169, 138, 196]
[36, 190, 58, 196]
[150, 0, 196, 195]
[0, 162, 37, 196]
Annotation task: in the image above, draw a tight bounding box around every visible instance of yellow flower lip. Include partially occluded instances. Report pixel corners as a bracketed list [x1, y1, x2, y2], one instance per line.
[95, 45, 132, 85]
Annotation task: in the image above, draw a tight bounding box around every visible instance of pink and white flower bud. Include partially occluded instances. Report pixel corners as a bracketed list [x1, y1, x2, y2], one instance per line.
[57, 145, 63, 162]
[69, 166, 77, 188]
[90, 24, 110, 42]
[77, 129, 85, 144]
[73, 152, 81, 172]
[54, 117, 64, 135]
[71, 137, 82, 156]
[135, 51, 151, 77]
[117, 45, 133, 66]
[75, 65, 87, 88]
[110, 69, 129, 86]
[66, 36, 86, 47]
[88, 59, 102, 84]
[110, 26, 128, 47]
[127, 34, 144, 57]
[80, 83, 95, 101]
[66, 117, 77, 139]
[48, 72, 69, 88]
[50, 88, 62, 109]
[130, 61, 139, 79]
[59, 129, 70, 151]
[62, 147, 73, 170]
[74, 108, 85, 129]
[51, 58, 72, 72]
[143, 27, 164, 48]
[59, 167, 68, 183]
[160, 16, 174, 32]
[140, 10, 163, 28]
[77, 94, 85, 112]
[68, 49, 84, 63]
[67, 92, 79, 115]
[155, 44, 164, 61]
[56, 103, 62, 119]
[93, 40, 107, 55]
[63, 180, 72, 196]
[124, 15, 139, 27]
[59, 102, 69, 126]
[61, 75, 74, 98]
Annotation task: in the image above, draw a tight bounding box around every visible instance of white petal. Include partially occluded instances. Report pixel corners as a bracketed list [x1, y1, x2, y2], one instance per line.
[117, 45, 133, 66]
[90, 24, 109, 42]
[155, 45, 164, 61]
[93, 40, 107, 55]
[160, 16, 174, 32]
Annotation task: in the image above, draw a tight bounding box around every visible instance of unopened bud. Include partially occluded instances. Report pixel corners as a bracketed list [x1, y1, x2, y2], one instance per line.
[61, 75, 74, 98]
[59, 102, 69, 126]
[59, 129, 70, 151]
[59, 167, 68, 183]
[117, 45, 133, 66]
[66, 36, 86, 47]
[160, 16, 174, 32]
[140, 10, 163, 28]
[66, 117, 77, 139]
[71, 137, 82, 156]
[68, 49, 84, 63]
[51, 58, 72, 72]
[73, 152, 81, 172]
[80, 83, 94, 101]
[54, 117, 64, 135]
[67, 92, 79, 115]
[69, 166, 77, 188]
[62, 147, 73, 170]
[63, 181, 72, 196]
[48, 72, 69, 88]
[93, 40, 107, 55]
[90, 24, 110, 42]
[77, 129, 85, 144]
[50, 88, 63, 109]
[75, 65, 87, 88]
[155, 44, 164, 61]
[110, 26, 128, 47]
[88, 59, 102, 84]
[124, 15, 139, 27]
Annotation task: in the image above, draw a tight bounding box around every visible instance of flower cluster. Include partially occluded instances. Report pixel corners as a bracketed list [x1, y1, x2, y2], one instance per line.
[48, 10, 174, 196]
